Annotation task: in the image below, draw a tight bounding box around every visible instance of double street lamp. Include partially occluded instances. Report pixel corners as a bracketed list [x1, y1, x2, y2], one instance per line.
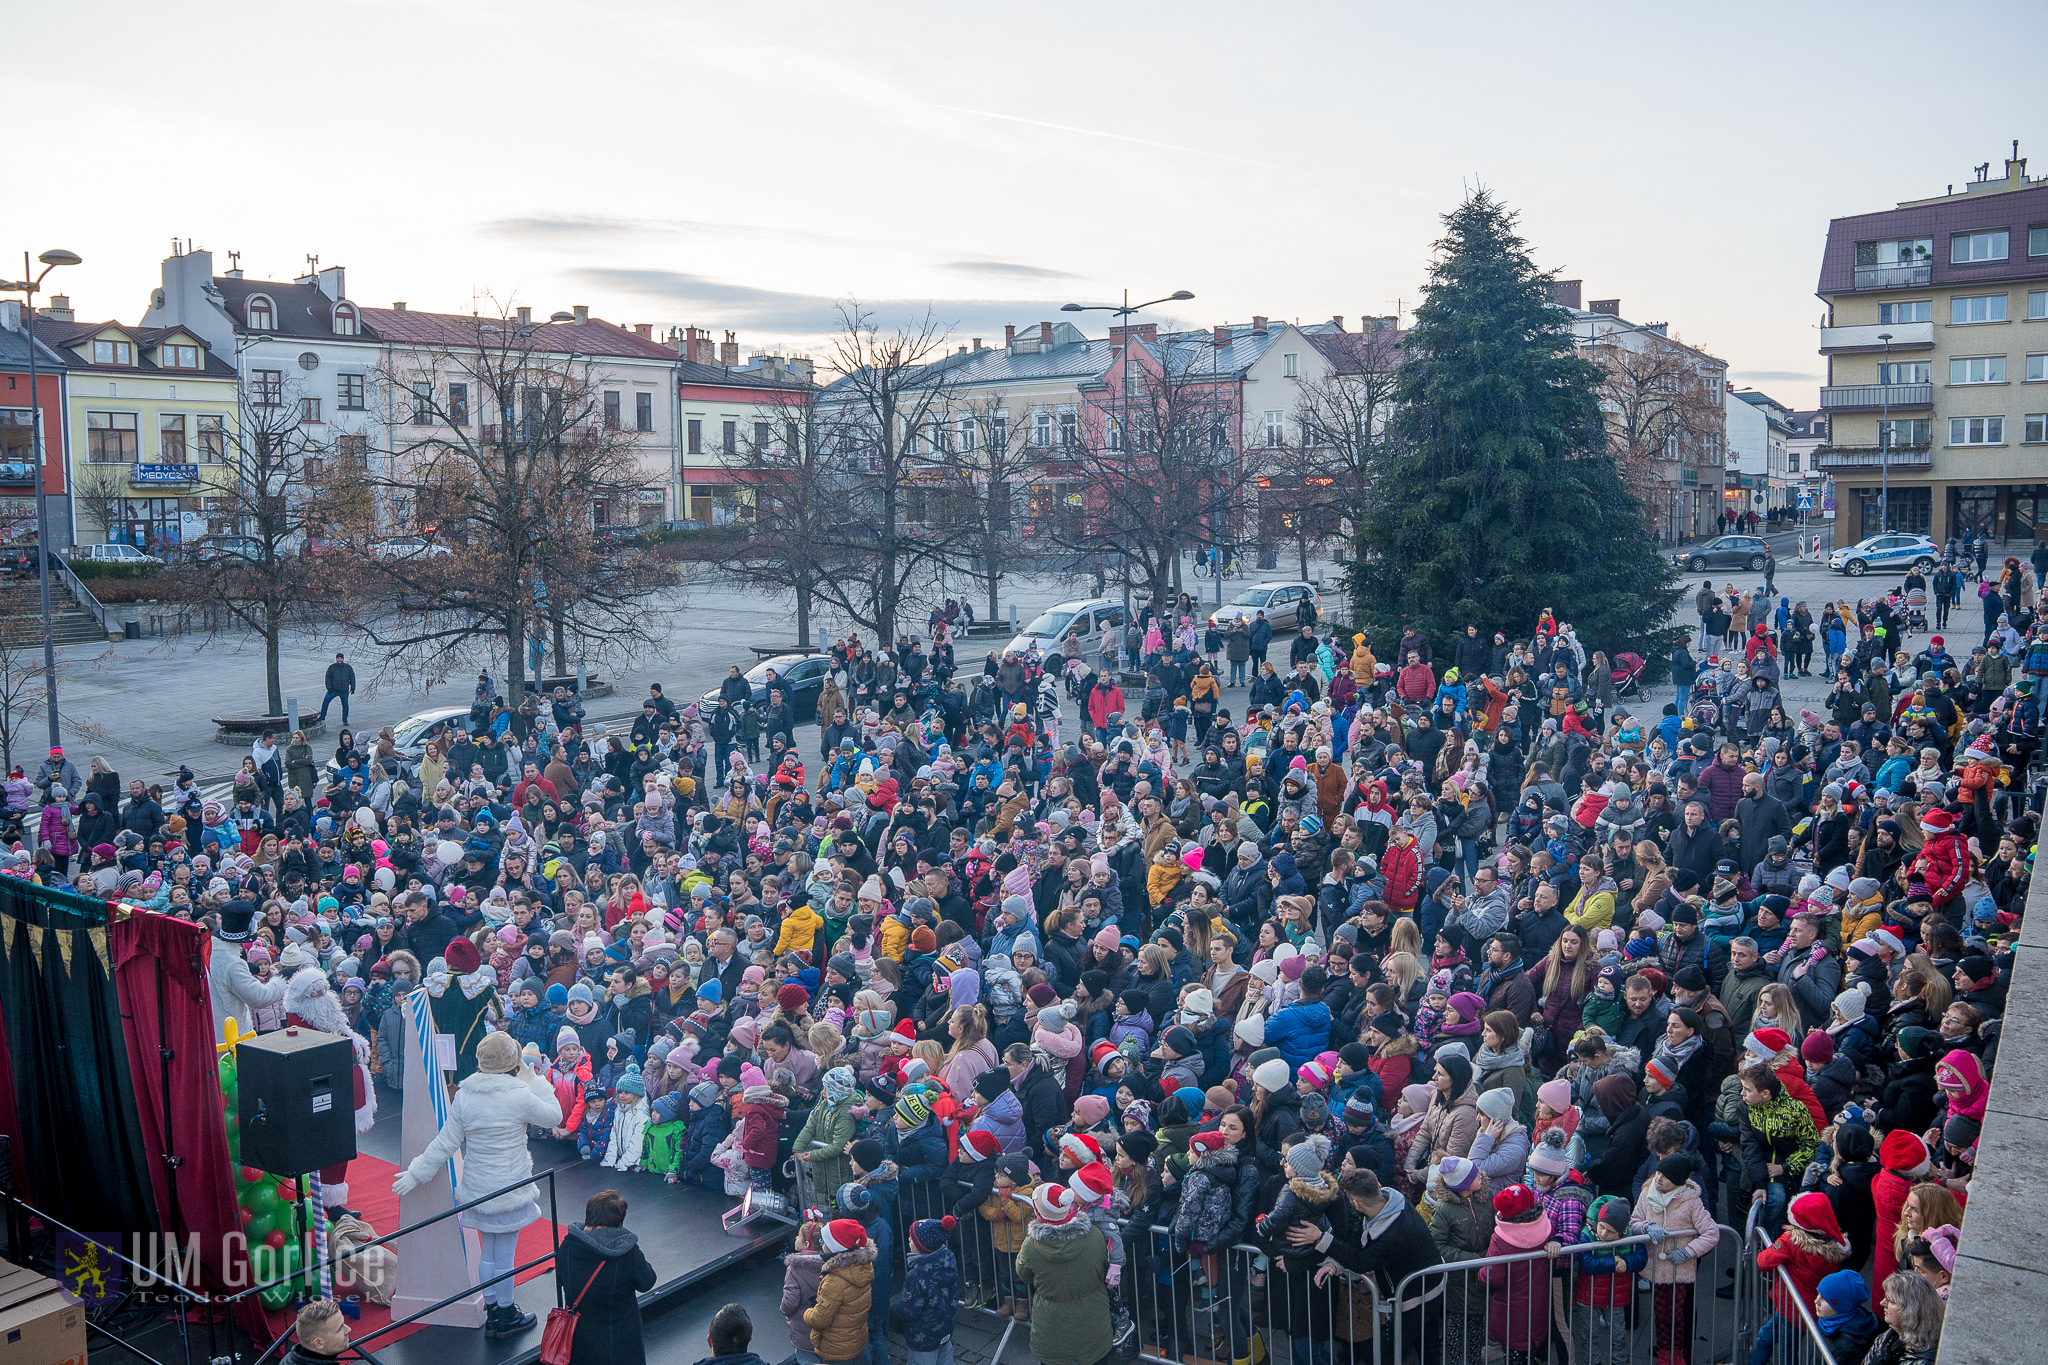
[2, 248, 83, 748]
[1876, 331, 1894, 534]
[1059, 288, 1194, 659]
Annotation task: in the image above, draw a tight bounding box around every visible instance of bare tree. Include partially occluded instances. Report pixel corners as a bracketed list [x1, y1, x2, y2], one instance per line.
[951, 388, 1037, 622]
[731, 384, 841, 648]
[70, 464, 132, 548]
[809, 304, 975, 644]
[348, 313, 682, 695]
[0, 635, 47, 773]
[159, 370, 344, 714]
[1049, 335, 1255, 607]
[1584, 331, 1725, 531]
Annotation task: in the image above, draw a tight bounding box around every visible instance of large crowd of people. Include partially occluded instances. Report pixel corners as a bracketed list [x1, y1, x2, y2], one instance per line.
[52, 554, 2043, 1365]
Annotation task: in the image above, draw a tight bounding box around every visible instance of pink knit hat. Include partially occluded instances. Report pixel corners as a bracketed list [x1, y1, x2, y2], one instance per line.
[1094, 925, 1122, 951]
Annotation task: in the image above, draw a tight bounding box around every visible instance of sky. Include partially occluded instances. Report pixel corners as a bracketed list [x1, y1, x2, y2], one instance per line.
[9, 0, 2044, 409]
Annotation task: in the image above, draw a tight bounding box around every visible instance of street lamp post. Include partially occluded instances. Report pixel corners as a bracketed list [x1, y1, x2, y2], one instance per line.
[1876, 331, 1893, 535]
[2, 249, 83, 749]
[1060, 288, 1193, 666]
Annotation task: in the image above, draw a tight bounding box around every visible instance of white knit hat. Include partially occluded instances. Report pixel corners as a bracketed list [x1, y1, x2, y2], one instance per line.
[1252, 1058, 1291, 1093]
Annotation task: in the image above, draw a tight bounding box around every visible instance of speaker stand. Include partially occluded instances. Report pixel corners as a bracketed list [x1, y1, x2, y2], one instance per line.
[387, 991, 483, 1329]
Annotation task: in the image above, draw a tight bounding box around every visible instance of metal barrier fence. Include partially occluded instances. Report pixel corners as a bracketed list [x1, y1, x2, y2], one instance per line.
[1742, 1218, 1840, 1365]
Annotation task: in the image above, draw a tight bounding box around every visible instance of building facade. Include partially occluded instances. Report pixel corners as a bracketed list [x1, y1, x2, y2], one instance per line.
[1814, 149, 2048, 545]
[1726, 387, 1792, 514]
[0, 301, 71, 545]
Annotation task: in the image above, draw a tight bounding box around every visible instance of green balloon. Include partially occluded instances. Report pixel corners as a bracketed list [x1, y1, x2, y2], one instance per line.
[244, 1183, 280, 1215]
[258, 1282, 292, 1310]
[244, 1213, 277, 1242]
[282, 1244, 303, 1273]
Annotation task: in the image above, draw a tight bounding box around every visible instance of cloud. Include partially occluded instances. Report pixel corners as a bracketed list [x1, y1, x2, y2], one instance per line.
[934, 104, 1293, 173]
[941, 259, 1082, 283]
[569, 268, 1075, 338]
[479, 213, 838, 250]
[1732, 369, 1820, 382]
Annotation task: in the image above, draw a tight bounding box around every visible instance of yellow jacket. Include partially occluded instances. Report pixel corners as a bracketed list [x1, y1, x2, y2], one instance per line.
[981, 1181, 1034, 1253]
[877, 916, 911, 963]
[1564, 885, 1616, 933]
[775, 901, 825, 954]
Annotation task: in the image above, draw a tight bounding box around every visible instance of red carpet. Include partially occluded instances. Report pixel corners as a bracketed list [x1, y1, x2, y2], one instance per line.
[263, 1153, 562, 1347]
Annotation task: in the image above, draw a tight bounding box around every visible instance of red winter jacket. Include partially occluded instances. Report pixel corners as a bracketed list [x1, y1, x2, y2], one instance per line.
[1908, 831, 1971, 908]
[1871, 1168, 1916, 1314]
[1773, 1060, 1827, 1129]
[1381, 841, 1422, 912]
[1757, 1197, 1850, 1321]
[1695, 756, 1746, 822]
[546, 1054, 593, 1135]
[1396, 662, 1436, 703]
[741, 1093, 788, 1171]
[1086, 684, 1126, 730]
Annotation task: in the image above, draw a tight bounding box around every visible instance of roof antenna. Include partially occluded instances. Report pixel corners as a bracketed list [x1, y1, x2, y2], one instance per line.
[306, 253, 320, 275]
[228, 251, 241, 272]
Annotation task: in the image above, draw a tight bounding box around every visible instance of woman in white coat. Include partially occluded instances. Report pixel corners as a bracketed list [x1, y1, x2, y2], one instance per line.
[392, 1030, 562, 1338]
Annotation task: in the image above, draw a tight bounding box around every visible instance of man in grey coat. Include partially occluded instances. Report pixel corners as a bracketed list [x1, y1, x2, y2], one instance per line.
[1771, 913, 1843, 1029]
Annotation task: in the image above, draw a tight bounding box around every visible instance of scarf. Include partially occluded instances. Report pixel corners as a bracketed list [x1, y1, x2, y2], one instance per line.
[1652, 1032, 1704, 1073]
[1533, 1106, 1580, 1143]
[1638, 1178, 1686, 1221]
[1474, 1039, 1525, 1074]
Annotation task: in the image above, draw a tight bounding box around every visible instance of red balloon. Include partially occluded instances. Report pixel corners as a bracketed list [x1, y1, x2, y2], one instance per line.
[240, 1166, 264, 1184]
[238, 1207, 255, 1226]
[264, 1231, 288, 1250]
[275, 1180, 297, 1202]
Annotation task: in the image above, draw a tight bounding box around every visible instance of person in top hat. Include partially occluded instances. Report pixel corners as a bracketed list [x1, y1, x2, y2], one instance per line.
[209, 900, 287, 1042]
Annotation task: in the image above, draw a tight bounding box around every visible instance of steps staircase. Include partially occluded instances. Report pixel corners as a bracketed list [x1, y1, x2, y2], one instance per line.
[0, 578, 110, 646]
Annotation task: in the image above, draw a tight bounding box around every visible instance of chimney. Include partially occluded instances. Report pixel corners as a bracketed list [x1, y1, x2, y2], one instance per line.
[1589, 299, 1620, 316]
[317, 266, 346, 301]
[2008, 141, 2028, 186]
[1004, 324, 1016, 346]
[393, 301, 407, 311]
[224, 268, 244, 280]
[971, 338, 982, 351]
[1644, 322, 1668, 336]
[721, 331, 739, 366]
[1039, 321, 1053, 345]
[516, 306, 532, 325]
[1329, 316, 1344, 330]
[573, 304, 589, 324]
[634, 323, 653, 339]
[1252, 315, 1268, 333]
[1214, 324, 1231, 347]
[1550, 279, 1583, 310]
[42, 295, 73, 323]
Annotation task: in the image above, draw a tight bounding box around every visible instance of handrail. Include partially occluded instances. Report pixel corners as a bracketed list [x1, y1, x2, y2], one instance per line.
[53, 557, 111, 632]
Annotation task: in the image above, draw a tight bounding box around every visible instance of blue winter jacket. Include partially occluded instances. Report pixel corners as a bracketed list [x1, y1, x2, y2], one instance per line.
[1263, 998, 1333, 1071]
[890, 1246, 961, 1351]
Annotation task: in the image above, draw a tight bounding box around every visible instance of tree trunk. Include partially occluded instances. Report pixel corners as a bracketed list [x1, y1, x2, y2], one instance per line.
[505, 606, 526, 698]
[985, 559, 999, 623]
[795, 583, 812, 649]
[264, 606, 284, 716]
[552, 607, 567, 679]
[1297, 538, 1309, 579]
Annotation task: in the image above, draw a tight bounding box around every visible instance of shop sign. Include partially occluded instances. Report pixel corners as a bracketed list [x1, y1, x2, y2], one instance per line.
[133, 464, 199, 486]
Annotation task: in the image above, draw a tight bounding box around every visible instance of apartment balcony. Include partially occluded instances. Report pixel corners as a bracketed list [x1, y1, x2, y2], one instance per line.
[1852, 263, 1931, 290]
[1817, 321, 1934, 353]
[1811, 444, 1933, 473]
[1818, 383, 1933, 411]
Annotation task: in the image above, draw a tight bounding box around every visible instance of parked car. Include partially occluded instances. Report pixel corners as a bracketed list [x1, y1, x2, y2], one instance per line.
[189, 535, 264, 563]
[698, 653, 829, 723]
[1206, 582, 1322, 634]
[74, 542, 163, 566]
[321, 704, 471, 781]
[1003, 598, 1126, 662]
[368, 536, 453, 560]
[1829, 532, 1940, 578]
[1673, 534, 1770, 573]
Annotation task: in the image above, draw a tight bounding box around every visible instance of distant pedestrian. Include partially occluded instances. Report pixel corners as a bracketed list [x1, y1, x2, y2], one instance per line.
[319, 652, 355, 725]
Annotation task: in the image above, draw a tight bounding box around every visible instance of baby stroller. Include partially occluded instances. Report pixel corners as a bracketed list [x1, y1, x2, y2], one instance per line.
[1610, 652, 1646, 699]
[1902, 586, 1929, 634]
[1685, 677, 1722, 736]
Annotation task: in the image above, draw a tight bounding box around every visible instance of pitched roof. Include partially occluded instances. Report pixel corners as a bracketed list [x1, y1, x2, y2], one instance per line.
[33, 319, 239, 378]
[0, 324, 67, 371]
[357, 308, 679, 362]
[215, 276, 369, 342]
[1305, 327, 1405, 376]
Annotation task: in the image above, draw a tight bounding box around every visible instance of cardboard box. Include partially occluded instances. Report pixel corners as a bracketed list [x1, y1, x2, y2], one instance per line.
[0, 1260, 85, 1365]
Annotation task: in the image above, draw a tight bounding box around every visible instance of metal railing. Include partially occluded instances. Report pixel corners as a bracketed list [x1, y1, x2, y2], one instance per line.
[1818, 383, 1933, 410]
[53, 557, 112, 633]
[1743, 1217, 1841, 1365]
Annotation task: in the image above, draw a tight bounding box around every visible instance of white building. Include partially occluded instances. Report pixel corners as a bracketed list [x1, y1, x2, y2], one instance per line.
[1727, 386, 1792, 513]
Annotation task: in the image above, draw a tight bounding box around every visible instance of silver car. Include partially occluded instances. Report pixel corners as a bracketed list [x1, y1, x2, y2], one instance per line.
[1207, 582, 1322, 634]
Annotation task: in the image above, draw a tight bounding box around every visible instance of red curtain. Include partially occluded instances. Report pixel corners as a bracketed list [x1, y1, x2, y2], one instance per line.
[112, 912, 268, 1340]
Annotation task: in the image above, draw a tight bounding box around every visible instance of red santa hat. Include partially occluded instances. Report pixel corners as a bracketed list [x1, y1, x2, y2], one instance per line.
[1069, 1161, 1114, 1205]
[1879, 1129, 1931, 1176]
[444, 937, 482, 975]
[1059, 1131, 1104, 1165]
[1919, 808, 1956, 836]
[1031, 1182, 1080, 1225]
[959, 1130, 1003, 1162]
[820, 1218, 869, 1254]
[1787, 1193, 1849, 1249]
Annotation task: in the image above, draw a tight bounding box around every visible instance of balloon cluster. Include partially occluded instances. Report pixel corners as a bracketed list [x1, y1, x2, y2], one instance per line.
[219, 1047, 311, 1310]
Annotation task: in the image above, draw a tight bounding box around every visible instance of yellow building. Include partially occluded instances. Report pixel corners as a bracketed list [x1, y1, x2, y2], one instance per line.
[37, 303, 241, 553]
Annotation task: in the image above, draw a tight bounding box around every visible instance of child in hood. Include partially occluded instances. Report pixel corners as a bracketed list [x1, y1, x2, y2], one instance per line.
[602, 1065, 649, 1171]
[1753, 1193, 1852, 1361]
[1254, 1133, 1338, 1245]
[575, 1087, 614, 1162]
[1572, 1197, 1647, 1365]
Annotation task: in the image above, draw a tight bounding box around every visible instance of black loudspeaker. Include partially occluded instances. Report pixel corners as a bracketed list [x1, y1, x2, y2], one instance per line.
[238, 1028, 358, 1175]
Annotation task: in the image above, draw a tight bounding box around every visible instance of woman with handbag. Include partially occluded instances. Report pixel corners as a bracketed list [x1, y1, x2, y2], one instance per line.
[547, 1189, 657, 1365]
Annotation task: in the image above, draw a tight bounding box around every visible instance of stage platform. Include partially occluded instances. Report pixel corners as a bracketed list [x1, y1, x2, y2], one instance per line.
[351, 1081, 794, 1365]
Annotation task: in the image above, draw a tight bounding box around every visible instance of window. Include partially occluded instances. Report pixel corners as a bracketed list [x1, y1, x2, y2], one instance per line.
[958, 416, 976, 452]
[1952, 294, 2008, 324]
[245, 295, 274, 331]
[2032, 227, 2048, 257]
[156, 413, 186, 461]
[1058, 409, 1077, 447]
[91, 339, 134, 366]
[1949, 415, 2005, 445]
[161, 343, 199, 369]
[1033, 409, 1053, 447]
[1856, 237, 1931, 266]
[2026, 414, 2048, 444]
[338, 373, 366, 410]
[603, 391, 621, 429]
[1949, 356, 2007, 384]
[722, 420, 736, 455]
[197, 414, 224, 462]
[87, 410, 139, 463]
[330, 302, 358, 336]
[2031, 291, 2048, 320]
[1950, 230, 2009, 264]
[1878, 300, 1933, 324]
[405, 381, 431, 424]
[1879, 418, 1932, 446]
[636, 392, 653, 432]
[1262, 410, 1286, 445]
[336, 434, 369, 465]
[2030, 354, 2048, 381]
[300, 397, 322, 424]
[251, 369, 283, 406]
[754, 421, 770, 452]
[1282, 352, 1298, 377]
[447, 382, 469, 426]
[1106, 415, 1124, 452]
[989, 413, 1006, 450]
[1879, 361, 1931, 384]
[1786, 452, 1799, 472]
